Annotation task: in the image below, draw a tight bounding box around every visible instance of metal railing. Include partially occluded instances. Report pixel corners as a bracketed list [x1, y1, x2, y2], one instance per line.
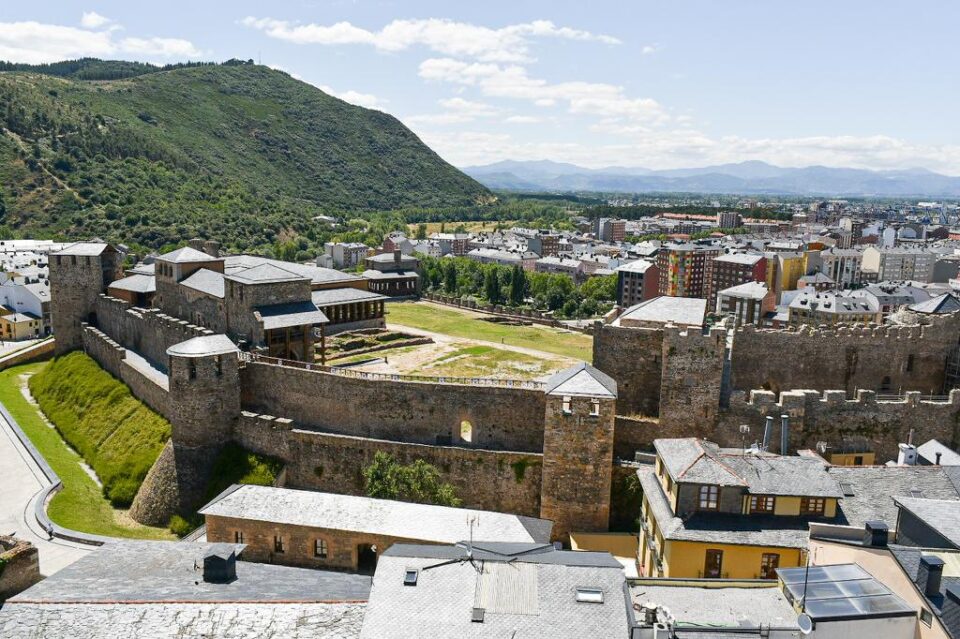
[241, 352, 545, 389]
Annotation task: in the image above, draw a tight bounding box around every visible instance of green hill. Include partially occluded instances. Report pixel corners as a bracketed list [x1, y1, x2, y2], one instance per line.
[0, 59, 490, 252]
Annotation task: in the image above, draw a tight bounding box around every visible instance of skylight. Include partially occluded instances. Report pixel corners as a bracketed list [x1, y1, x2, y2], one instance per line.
[575, 587, 604, 603]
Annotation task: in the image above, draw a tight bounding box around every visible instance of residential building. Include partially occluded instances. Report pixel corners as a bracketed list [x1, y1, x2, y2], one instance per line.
[788, 290, 882, 326]
[894, 497, 960, 550]
[466, 247, 537, 270]
[796, 272, 835, 292]
[525, 231, 560, 257]
[430, 233, 471, 256]
[717, 210, 743, 228]
[863, 246, 935, 283]
[0, 311, 43, 341]
[0, 540, 372, 639]
[638, 438, 843, 579]
[362, 250, 420, 297]
[848, 281, 939, 316]
[201, 485, 552, 572]
[358, 542, 634, 639]
[594, 217, 626, 243]
[716, 281, 775, 327]
[381, 232, 413, 255]
[535, 256, 592, 282]
[765, 251, 808, 299]
[323, 242, 369, 269]
[615, 259, 659, 307]
[615, 296, 706, 329]
[707, 252, 766, 307]
[656, 243, 721, 298]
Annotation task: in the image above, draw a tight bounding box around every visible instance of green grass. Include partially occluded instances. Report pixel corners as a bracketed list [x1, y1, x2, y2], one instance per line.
[29, 352, 171, 507]
[427, 345, 566, 380]
[0, 362, 173, 539]
[204, 442, 283, 504]
[386, 302, 593, 361]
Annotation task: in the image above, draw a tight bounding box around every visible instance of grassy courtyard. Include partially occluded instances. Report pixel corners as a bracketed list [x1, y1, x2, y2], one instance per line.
[385, 301, 593, 361]
[0, 362, 174, 539]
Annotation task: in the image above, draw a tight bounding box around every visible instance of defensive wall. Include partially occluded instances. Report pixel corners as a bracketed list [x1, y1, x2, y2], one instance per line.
[591, 324, 663, 416]
[240, 358, 548, 453]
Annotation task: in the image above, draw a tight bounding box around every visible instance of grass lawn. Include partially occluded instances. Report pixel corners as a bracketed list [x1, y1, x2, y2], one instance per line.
[0, 362, 174, 540]
[426, 345, 567, 379]
[385, 301, 593, 361]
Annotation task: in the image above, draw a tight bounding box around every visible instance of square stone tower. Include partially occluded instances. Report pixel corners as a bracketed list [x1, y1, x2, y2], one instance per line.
[539, 363, 618, 543]
[49, 242, 124, 354]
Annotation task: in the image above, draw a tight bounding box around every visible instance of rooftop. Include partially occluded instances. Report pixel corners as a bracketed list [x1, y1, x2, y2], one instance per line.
[629, 582, 797, 630]
[616, 259, 655, 274]
[180, 268, 225, 298]
[918, 439, 960, 466]
[617, 296, 706, 327]
[167, 334, 238, 358]
[719, 281, 769, 300]
[107, 273, 156, 294]
[778, 563, 916, 622]
[894, 497, 960, 548]
[256, 301, 329, 330]
[312, 288, 389, 306]
[828, 465, 960, 529]
[224, 255, 361, 286]
[199, 485, 553, 545]
[715, 252, 765, 266]
[359, 543, 629, 639]
[224, 263, 308, 285]
[544, 362, 617, 399]
[889, 545, 960, 638]
[158, 246, 222, 264]
[53, 242, 112, 257]
[910, 292, 960, 314]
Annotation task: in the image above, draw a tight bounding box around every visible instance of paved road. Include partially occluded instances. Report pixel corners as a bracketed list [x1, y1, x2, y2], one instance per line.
[0, 409, 90, 576]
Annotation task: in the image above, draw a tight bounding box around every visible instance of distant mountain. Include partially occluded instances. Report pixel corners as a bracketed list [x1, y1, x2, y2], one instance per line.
[462, 159, 960, 197]
[0, 59, 490, 251]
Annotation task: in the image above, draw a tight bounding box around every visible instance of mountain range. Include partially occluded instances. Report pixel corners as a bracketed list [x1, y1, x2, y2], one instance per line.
[462, 159, 960, 198]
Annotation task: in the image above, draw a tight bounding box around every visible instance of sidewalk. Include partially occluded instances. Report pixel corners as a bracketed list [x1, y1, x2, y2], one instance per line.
[0, 407, 90, 576]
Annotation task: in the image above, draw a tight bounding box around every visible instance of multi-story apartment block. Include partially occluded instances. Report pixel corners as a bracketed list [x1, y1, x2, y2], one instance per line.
[788, 290, 882, 327]
[594, 218, 626, 243]
[656, 244, 721, 298]
[765, 251, 808, 299]
[525, 231, 560, 257]
[715, 281, 774, 327]
[615, 259, 659, 308]
[638, 438, 843, 579]
[323, 242, 369, 269]
[862, 246, 934, 283]
[716, 211, 743, 229]
[466, 247, 538, 270]
[706, 253, 766, 308]
[429, 233, 471, 257]
[818, 247, 864, 287]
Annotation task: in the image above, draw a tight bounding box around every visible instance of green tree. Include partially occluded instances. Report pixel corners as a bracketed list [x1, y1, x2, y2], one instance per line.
[509, 265, 527, 306]
[415, 223, 427, 240]
[443, 260, 458, 294]
[363, 452, 461, 507]
[484, 266, 503, 304]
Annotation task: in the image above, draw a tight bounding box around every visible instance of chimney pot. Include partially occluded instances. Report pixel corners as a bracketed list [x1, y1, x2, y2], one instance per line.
[864, 520, 889, 547]
[936, 452, 943, 465]
[918, 555, 945, 597]
[780, 414, 790, 456]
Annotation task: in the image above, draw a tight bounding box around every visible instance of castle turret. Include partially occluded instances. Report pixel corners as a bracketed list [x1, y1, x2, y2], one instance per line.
[129, 334, 240, 526]
[539, 363, 617, 543]
[49, 242, 124, 354]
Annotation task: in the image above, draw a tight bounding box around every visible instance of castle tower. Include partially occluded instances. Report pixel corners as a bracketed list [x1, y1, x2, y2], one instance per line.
[659, 324, 726, 431]
[129, 334, 241, 525]
[539, 363, 617, 543]
[49, 242, 124, 354]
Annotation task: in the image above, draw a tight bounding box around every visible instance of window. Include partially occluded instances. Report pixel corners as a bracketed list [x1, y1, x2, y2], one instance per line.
[704, 549, 723, 578]
[800, 497, 826, 516]
[460, 420, 473, 443]
[188, 360, 197, 380]
[314, 538, 328, 559]
[698, 485, 719, 510]
[274, 535, 285, 553]
[404, 569, 419, 586]
[921, 608, 934, 626]
[590, 399, 600, 416]
[575, 587, 604, 603]
[750, 495, 775, 513]
[760, 553, 780, 579]
[234, 530, 244, 544]
[214, 355, 222, 377]
[562, 396, 572, 415]
[906, 354, 914, 372]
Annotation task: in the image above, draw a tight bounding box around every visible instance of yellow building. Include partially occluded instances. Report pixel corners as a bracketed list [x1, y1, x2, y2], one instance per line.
[0, 309, 43, 341]
[638, 438, 843, 579]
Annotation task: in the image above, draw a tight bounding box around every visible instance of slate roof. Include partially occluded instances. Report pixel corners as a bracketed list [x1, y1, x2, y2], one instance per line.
[894, 497, 960, 548]
[638, 467, 810, 549]
[359, 543, 630, 639]
[918, 439, 960, 466]
[361, 269, 419, 280]
[618, 296, 706, 327]
[828, 466, 960, 529]
[654, 439, 745, 487]
[719, 281, 769, 300]
[107, 274, 156, 294]
[545, 362, 617, 398]
[158, 246, 222, 263]
[888, 545, 960, 639]
[715, 252, 765, 266]
[128, 261, 156, 276]
[224, 263, 308, 285]
[52, 242, 111, 256]
[256, 301, 329, 330]
[180, 268, 225, 298]
[312, 288, 388, 306]
[200, 485, 553, 545]
[167, 334, 238, 358]
[911, 293, 960, 314]
[224, 255, 362, 286]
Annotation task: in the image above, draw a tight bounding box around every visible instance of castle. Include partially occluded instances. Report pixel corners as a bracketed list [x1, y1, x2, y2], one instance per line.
[48, 241, 960, 540]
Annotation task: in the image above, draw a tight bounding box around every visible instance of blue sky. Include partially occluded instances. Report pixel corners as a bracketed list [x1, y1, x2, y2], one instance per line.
[3, 1, 959, 173]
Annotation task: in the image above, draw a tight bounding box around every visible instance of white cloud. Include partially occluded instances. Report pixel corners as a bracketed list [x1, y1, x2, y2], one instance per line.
[438, 97, 500, 117]
[316, 85, 386, 109]
[241, 17, 619, 62]
[641, 44, 657, 55]
[0, 19, 203, 64]
[504, 115, 540, 124]
[80, 11, 112, 29]
[120, 37, 203, 58]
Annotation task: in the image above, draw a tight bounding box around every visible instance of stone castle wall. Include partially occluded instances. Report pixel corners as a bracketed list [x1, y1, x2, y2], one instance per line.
[240, 360, 547, 453]
[233, 412, 543, 517]
[592, 323, 663, 416]
[729, 319, 959, 395]
[659, 325, 725, 428]
[93, 295, 212, 371]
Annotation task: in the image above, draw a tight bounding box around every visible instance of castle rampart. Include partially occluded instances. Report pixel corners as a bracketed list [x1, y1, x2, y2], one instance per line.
[592, 323, 662, 416]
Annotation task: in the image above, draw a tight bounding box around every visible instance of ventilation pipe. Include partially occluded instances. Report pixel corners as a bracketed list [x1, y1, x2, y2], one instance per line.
[763, 416, 774, 451]
[780, 414, 790, 455]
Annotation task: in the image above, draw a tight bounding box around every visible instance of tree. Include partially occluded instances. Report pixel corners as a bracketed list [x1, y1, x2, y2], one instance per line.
[415, 223, 427, 240]
[484, 266, 503, 304]
[443, 260, 458, 294]
[509, 265, 527, 306]
[363, 452, 461, 507]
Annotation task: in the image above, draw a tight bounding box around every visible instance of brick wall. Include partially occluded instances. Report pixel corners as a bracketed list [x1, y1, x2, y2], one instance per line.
[240, 361, 547, 453]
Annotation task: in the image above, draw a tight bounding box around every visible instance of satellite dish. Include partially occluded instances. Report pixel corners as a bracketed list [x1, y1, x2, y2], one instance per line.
[797, 613, 815, 635]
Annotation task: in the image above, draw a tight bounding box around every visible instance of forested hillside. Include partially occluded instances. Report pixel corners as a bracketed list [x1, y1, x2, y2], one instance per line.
[0, 59, 490, 253]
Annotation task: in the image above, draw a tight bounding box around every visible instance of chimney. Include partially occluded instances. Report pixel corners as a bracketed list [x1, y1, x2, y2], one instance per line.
[917, 555, 945, 598]
[394, 249, 402, 266]
[936, 452, 943, 466]
[898, 443, 918, 466]
[864, 520, 889, 547]
[763, 416, 773, 451]
[203, 240, 221, 258]
[202, 548, 237, 583]
[780, 414, 790, 455]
